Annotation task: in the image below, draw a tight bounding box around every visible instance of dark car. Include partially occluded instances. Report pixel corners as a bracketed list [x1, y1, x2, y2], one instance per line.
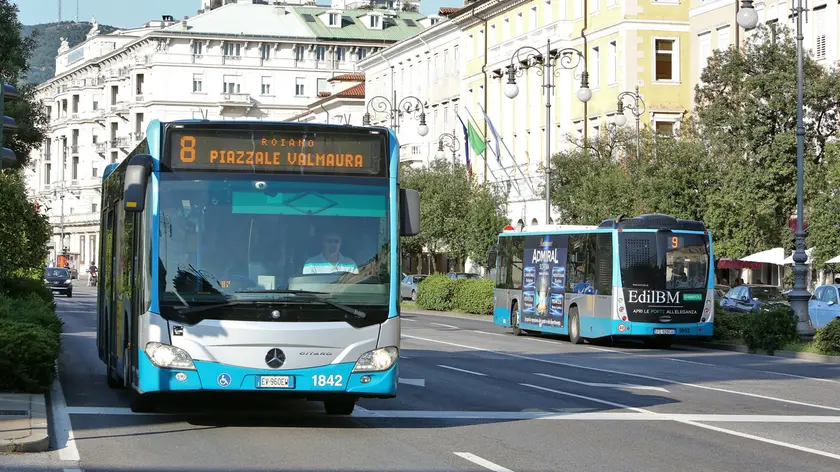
[719, 285, 787, 313]
[45, 267, 73, 297]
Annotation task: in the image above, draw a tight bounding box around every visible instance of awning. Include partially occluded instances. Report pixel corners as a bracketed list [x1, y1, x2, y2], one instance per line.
[783, 248, 815, 265]
[717, 259, 763, 269]
[741, 247, 785, 265]
[826, 255, 840, 264]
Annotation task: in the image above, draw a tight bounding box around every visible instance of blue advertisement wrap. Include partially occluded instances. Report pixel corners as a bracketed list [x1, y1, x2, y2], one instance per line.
[522, 235, 568, 328]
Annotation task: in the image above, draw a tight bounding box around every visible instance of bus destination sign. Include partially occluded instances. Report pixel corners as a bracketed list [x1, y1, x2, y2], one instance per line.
[166, 128, 385, 175]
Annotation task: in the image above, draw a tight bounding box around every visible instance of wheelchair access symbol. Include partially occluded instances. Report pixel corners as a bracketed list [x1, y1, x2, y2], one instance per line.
[217, 373, 232, 387]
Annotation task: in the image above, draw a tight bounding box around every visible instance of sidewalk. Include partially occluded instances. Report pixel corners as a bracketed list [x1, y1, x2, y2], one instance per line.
[0, 393, 49, 453]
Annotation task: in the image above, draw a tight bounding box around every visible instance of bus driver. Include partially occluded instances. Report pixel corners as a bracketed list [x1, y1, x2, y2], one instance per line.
[302, 232, 359, 275]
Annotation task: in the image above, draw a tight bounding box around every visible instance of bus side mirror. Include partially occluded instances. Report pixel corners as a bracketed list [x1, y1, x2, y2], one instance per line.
[487, 244, 499, 269]
[400, 188, 420, 237]
[123, 154, 153, 213]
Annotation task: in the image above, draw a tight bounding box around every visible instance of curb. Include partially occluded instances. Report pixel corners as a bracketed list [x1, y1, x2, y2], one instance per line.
[676, 341, 840, 364]
[0, 394, 50, 453]
[401, 307, 493, 323]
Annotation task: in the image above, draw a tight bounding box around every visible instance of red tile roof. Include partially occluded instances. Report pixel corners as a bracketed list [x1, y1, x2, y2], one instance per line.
[336, 82, 365, 98]
[329, 73, 364, 82]
[439, 7, 461, 16]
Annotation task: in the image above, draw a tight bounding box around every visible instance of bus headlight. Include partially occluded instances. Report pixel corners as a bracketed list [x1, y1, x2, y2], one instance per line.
[145, 342, 196, 370]
[352, 346, 399, 373]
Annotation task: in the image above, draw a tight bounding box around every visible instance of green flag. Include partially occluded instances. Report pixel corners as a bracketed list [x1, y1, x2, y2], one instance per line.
[467, 120, 487, 155]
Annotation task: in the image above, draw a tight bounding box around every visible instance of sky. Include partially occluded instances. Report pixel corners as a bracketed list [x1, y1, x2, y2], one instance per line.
[12, 0, 456, 27]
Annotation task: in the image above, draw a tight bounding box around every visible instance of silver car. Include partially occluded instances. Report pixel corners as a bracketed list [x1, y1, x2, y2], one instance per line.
[400, 274, 428, 301]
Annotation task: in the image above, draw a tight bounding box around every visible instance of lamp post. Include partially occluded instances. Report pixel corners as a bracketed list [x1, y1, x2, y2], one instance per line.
[504, 39, 592, 225]
[737, 0, 813, 337]
[612, 85, 646, 158]
[362, 91, 429, 137]
[435, 132, 460, 165]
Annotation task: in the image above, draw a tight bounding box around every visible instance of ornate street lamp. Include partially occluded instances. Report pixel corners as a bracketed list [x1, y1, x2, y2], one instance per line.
[612, 86, 647, 158]
[362, 93, 429, 136]
[435, 132, 460, 163]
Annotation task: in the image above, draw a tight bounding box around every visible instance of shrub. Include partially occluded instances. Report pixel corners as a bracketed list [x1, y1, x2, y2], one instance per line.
[415, 275, 457, 311]
[0, 294, 62, 336]
[813, 318, 840, 354]
[742, 306, 798, 354]
[0, 319, 61, 393]
[713, 305, 747, 341]
[0, 276, 55, 304]
[453, 279, 494, 315]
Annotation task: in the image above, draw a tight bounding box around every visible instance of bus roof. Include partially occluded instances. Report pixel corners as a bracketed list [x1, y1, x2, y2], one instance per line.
[598, 214, 706, 232]
[504, 224, 600, 234]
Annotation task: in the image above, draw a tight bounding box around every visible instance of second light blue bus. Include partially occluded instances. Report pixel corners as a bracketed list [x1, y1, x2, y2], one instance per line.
[489, 214, 714, 348]
[96, 119, 419, 413]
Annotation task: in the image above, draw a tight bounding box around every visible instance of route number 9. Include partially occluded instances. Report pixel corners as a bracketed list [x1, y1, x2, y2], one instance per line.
[671, 236, 679, 249]
[180, 135, 196, 163]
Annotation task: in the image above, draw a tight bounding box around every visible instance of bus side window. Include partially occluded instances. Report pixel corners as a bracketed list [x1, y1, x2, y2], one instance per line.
[510, 236, 524, 290]
[566, 234, 585, 293]
[496, 237, 511, 289]
[596, 233, 613, 296]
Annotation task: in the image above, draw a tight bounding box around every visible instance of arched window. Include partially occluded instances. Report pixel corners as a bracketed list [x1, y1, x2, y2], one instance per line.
[531, 218, 538, 226]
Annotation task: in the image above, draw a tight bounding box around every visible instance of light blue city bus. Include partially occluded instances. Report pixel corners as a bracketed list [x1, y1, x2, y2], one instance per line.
[96, 119, 419, 413]
[489, 214, 714, 348]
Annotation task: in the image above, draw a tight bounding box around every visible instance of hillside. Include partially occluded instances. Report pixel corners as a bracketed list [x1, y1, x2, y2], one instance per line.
[22, 21, 117, 85]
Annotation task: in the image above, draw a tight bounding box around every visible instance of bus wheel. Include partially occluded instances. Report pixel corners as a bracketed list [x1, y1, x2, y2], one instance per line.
[106, 363, 122, 389]
[324, 398, 356, 415]
[511, 302, 524, 336]
[569, 308, 583, 344]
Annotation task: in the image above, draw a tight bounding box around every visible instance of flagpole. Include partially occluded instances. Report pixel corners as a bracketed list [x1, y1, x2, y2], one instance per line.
[464, 107, 521, 195]
[477, 103, 536, 195]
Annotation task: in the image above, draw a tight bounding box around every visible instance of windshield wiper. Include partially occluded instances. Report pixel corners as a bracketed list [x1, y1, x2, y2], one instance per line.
[175, 300, 275, 316]
[234, 289, 367, 319]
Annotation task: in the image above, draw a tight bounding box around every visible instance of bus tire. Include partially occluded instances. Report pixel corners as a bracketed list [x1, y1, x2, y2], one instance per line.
[511, 302, 524, 336]
[324, 398, 356, 415]
[106, 362, 122, 389]
[569, 308, 583, 344]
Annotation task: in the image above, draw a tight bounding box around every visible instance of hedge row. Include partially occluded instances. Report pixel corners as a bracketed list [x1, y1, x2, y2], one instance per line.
[714, 304, 840, 355]
[0, 278, 62, 393]
[415, 275, 494, 315]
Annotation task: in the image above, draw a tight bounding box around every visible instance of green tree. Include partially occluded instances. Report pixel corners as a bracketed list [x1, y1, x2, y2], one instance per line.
[0, 172, 50, 281]
[806, 141, 840, 267]
[693, 25, 834, 258]
[1, 0, 48, 169]
[465, 182, 509, 269]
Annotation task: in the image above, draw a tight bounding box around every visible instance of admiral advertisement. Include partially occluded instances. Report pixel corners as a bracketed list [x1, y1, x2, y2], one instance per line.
[622, 289, 705, 323]
[522, 235, 568, 328]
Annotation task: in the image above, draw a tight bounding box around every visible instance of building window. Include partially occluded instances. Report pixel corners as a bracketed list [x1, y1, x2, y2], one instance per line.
[44, 163, 51, 185]
[315, 46, 326, 61]
[110, 85, 118, 105]
[369, 15, 380, 28]
[814, 6, 826, 60]
[89, 236, 96, 265]
[590, 0, 599, 13]
[223, 76, 241, 94]
[357, 47, 367, 60]
[328, 12, 339, 26]
[136, 74, 144, 95]
[261, 44, 272, 61]
[654, 38, 678, 82]
[698, 31, 711, 80]
[530, 6, 537, 31]
[72, 95, 79, 113]
[433, 53, 439, 80]
[92, 100, 98, 110]
[261, 77, 271, 95]
[295, 78, 305, 96]
[335, 47, 345, 62]
[80, 235, 85, 264]
[294, 46, 305, 62]
[655, 120, 675, 136]
[91, 203, 97, 214]
[591, 46, 600, 88]
[92, 163, 98, 178]
[453, 45, 459, 73]
[574, 0, 582, 19]
[317, 78, 328, 94]
[444, 49, 449, 75]
[72, 156, 79, 180]
[545, 0, 553, 23]
[608, 0, 617, 6]
[192, 41, 203, 56]
[192, 74, 203, 93]
[608, 40, 617, 85]
[716, 25, 730, 51]
[110, 151, 117, 163]
[223, 42, 241, 57]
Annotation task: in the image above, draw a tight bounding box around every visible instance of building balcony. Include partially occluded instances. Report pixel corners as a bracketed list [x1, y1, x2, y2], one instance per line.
[132, 132, 145, 141]
[95, 142, 107, 154]
[70, 145, 79, 155]
[134, 94, 145, 103]
[219, 93, 252, 108]
[115, 137, 131, 149]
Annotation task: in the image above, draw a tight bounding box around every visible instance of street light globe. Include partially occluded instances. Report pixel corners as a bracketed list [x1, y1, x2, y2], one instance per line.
[504, 82, 520, 99]
[613, 113, 628, 127]
[435, 149, 446, 160]
[736, 7, 759, 30]
[417, 124, 429, 137]
[576, 86, 592, 103]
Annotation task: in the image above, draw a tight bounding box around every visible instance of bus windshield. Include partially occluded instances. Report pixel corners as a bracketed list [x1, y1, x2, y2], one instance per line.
[619, 232, 709, 291]
[157, 172, 390, 317]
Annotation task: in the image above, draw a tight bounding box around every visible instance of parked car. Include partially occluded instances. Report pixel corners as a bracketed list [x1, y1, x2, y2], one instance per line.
[446, 272, 480, 280]
[44, 267, 73, 298]
[714, 284, 730, 301]
[400, 274, 429, 301]
[719, 285, 788, 313]
[808, 284, 840, 328]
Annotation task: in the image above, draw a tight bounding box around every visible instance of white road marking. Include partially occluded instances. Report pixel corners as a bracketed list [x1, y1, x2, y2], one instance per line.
[438, 364, 487, 376]
[401, 317, 417, 322]
[534, 372, 670, 393]
[403, 334, 840, 413]
[521, 383, 840, 461]
[586, 346, 625, 353]
[57, 406, 840, 423]
[454, 452, 515, 472]
[398, 377, 426, 387]
[660, 357, 839, 383]
[662, 357, 712, 366]
[520, 383, 651, 414]
[430, 322, 460, 329]
[400, 355, 411, 359]
[50, 375, 80, 461]
[63, 469, 83, 472]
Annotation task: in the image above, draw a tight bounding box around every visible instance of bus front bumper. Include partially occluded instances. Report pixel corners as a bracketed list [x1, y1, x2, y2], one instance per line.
[137, 353, 398, 398]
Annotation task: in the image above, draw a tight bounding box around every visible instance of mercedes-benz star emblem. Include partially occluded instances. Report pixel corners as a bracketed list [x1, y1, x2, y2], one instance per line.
[265, 348, 286, 368]
[270, 310, 281, 320]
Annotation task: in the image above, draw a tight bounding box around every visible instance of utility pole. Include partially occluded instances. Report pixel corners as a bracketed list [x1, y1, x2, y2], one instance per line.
[76, 0, 79, 22]
[58, 0, 62, 22]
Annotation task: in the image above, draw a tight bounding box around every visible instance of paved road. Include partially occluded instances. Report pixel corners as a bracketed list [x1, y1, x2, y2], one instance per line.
[5, 285, 840, 472]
